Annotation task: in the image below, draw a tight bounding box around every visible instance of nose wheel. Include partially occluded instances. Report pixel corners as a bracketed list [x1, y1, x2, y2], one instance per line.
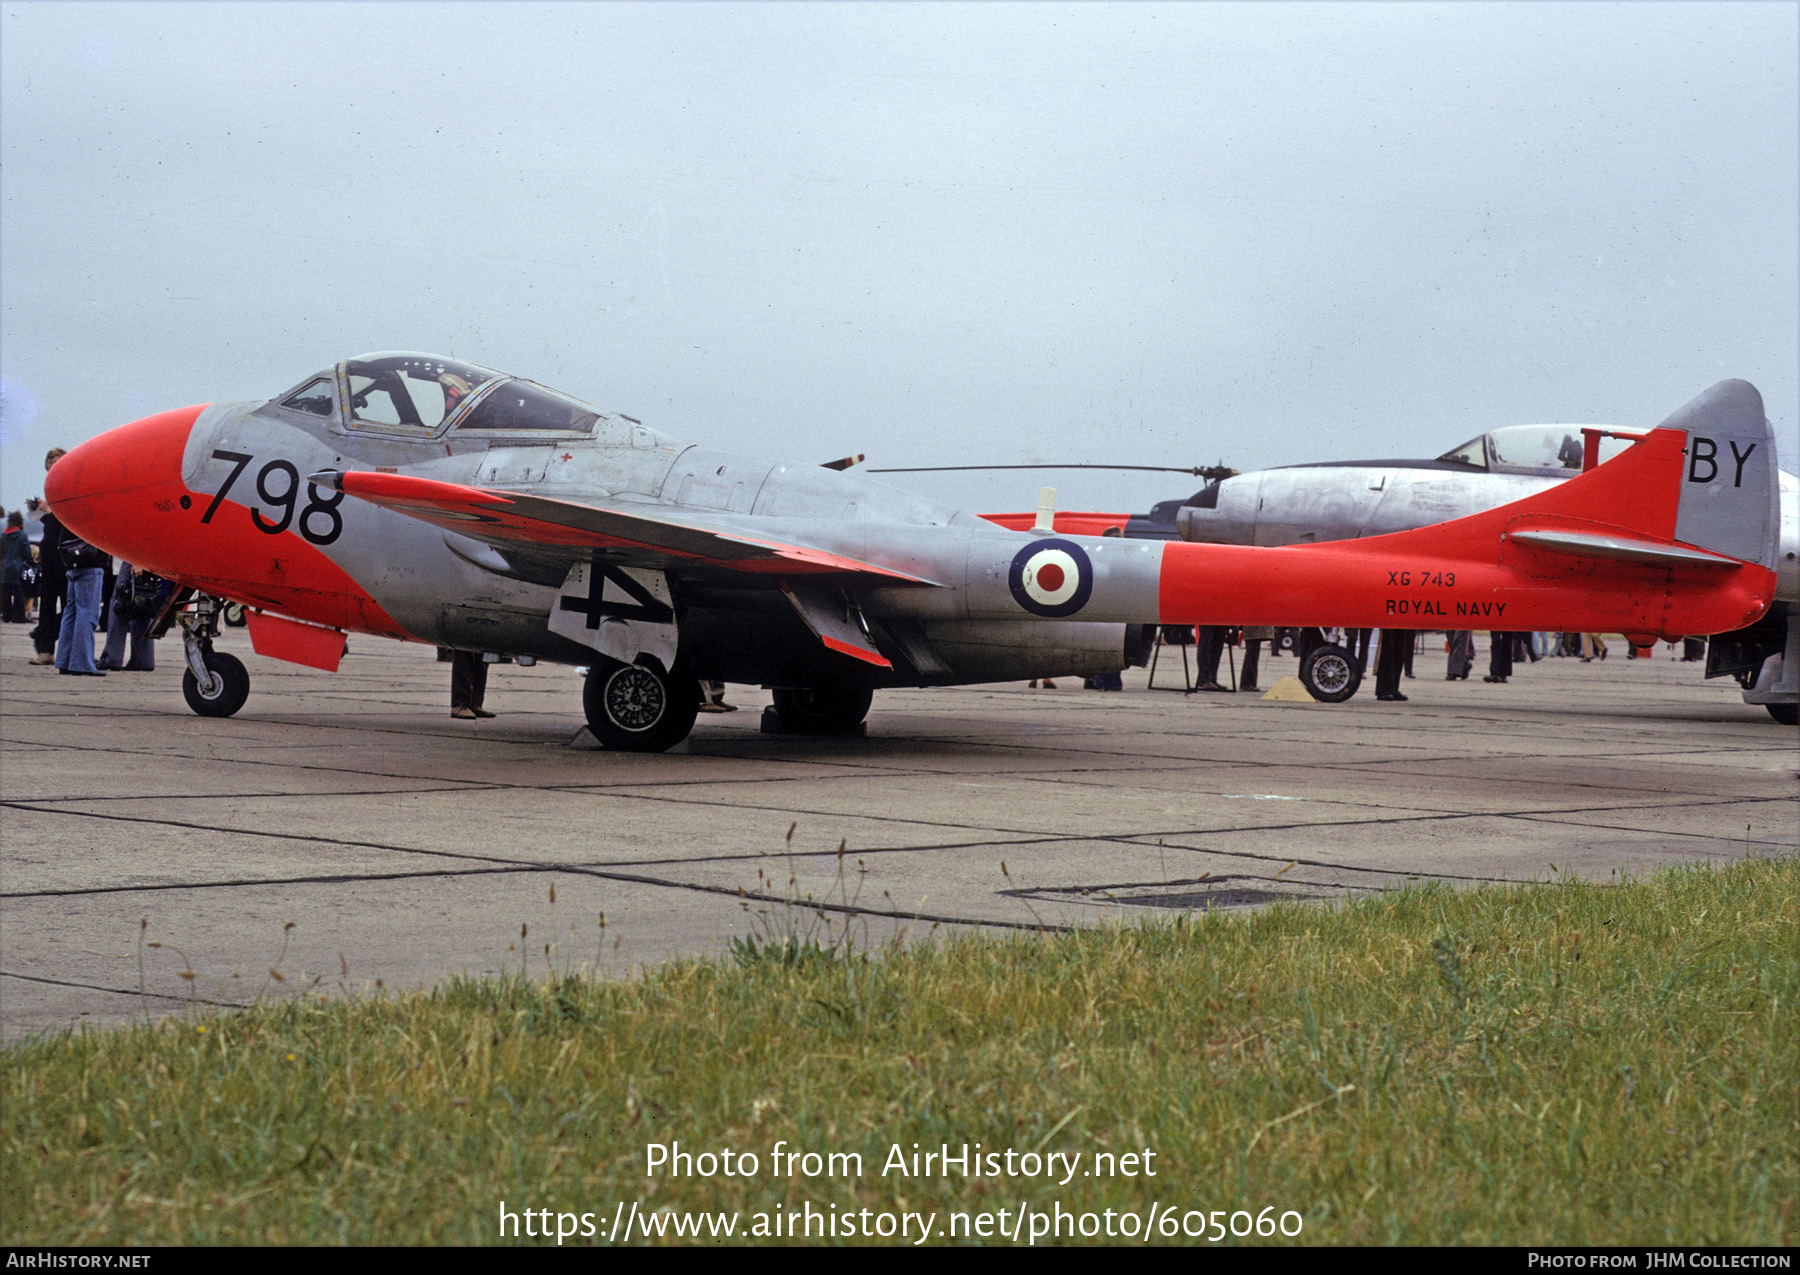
[583, 657, 698, 752]
[182, 650, 250, 717]
[177, 596, 251, 718]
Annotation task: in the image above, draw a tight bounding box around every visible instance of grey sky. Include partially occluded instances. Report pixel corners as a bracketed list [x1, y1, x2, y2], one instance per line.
[3, 1, 1794, 518]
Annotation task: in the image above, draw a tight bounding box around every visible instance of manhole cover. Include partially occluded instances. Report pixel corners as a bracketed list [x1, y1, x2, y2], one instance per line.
[1112, 888, 1300, 909]
[1015, 874, 1333, 912]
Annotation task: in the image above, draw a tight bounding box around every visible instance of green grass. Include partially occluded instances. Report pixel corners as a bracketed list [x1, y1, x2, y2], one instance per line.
[4, 859, 1794, 1245]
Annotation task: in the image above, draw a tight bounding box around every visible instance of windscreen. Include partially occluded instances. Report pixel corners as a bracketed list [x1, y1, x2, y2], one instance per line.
[279, 376, 337, 418]
[1435, 435, 1488, 469]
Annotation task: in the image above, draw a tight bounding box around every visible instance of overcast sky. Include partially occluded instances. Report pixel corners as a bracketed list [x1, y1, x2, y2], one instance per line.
[3, 1, 1794, 517]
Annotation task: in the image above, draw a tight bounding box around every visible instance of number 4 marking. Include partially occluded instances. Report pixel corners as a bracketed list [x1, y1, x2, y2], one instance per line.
[203, 450, 253, 523]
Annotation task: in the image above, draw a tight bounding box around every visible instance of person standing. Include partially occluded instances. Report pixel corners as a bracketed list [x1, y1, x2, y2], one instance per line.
[698, 680, 738, 712]
[54, 532, 106, 676]
[1193, 625, 1229, 692]
[97, 563, 159, 671]
[1, 512, 28, 623]
[450, 649, 494, 718]
[30, 450, 69, 665]
[1484, 631, 1516, 684]
[96, 556, 115, 636]
[1374, 629, 1416, 701]
[1445, 630, 1475, 680]
[1238, 625, 1274, 692]
[22, 543, 40, 621]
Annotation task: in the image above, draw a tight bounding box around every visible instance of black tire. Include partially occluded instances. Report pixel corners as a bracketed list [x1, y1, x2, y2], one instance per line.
[181, 650, 250, 718]
[1299, 643, 1361, 703]
[771, 686, 874, 735]
[1766, 703, 1798, 726]
[582, 658, 698, 752]
[222, 602, 247, 628]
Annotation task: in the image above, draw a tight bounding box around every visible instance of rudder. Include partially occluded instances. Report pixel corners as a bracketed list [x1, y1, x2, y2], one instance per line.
[1665, 380, 1778, 570]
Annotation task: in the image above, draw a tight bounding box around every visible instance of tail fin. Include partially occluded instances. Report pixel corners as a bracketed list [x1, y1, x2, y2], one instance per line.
[1664, 380, 1779, 570]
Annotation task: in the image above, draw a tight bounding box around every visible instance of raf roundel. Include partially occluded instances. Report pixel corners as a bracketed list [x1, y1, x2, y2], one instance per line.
[1008, 537, 1094, 618]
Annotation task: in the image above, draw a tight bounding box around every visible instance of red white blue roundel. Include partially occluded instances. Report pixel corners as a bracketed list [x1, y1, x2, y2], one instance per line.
[1009, 537, 1093, 618]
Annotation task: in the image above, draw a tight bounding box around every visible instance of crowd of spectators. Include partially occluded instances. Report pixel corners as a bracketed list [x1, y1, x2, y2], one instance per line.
[8, 447, 160, 677]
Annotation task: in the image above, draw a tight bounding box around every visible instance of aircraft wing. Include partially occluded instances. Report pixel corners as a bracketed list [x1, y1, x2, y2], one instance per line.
[312, 470, 936, 586]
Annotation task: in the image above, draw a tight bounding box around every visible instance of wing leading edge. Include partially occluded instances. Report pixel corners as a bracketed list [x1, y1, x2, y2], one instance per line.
[312, 470, 937, 587]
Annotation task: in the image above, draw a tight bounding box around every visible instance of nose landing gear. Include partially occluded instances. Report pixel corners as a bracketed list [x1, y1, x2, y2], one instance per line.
[177, 596, 251, 718]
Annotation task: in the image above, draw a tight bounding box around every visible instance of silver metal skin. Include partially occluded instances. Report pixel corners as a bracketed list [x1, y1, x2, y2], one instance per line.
[1179, 467, 1565, 548]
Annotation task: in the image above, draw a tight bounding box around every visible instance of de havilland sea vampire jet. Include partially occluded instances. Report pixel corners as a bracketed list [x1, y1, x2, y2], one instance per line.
[45, 354, 1780, 751]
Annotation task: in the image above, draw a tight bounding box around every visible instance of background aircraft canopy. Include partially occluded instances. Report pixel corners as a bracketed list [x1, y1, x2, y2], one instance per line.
[1436, 423, 1646, 475]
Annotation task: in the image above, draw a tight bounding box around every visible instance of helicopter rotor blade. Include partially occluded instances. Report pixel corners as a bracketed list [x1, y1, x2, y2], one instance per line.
[868, 462, 1238, 479]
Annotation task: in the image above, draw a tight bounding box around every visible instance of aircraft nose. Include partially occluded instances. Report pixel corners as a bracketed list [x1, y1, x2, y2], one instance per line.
[44, 404, 209, 563]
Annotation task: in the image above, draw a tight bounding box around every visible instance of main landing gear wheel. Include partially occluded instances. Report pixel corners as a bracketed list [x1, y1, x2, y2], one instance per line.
[1299, 642, 1361, 704]
[770, 686, 874, 735]
[1767, 703, 1798, 726]
[583, 657, 698, 752]
[182, 650, 250, 718]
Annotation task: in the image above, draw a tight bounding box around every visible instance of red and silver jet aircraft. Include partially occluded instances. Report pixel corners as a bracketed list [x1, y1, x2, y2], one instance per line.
[45, 354, 1779, 750]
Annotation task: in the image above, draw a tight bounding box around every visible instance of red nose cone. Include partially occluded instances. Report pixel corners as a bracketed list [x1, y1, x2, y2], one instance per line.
[45, 404, 208, 556]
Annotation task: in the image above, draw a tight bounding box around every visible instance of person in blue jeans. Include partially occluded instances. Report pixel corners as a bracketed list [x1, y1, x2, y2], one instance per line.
[55, 561, 105, 676]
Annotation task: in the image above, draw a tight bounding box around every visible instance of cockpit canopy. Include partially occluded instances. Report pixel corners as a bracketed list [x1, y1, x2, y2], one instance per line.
[344, 354, 499, 431]
[273, 352, 613, 438]
[1436, 423, 1646, 475]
